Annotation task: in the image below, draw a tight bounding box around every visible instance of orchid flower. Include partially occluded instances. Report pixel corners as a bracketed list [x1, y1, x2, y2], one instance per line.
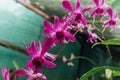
[14, 61, 46, 80]
[87, 25, 98, 43]
[90, 0, 106, 17]
[103, 8, 119, 31]
[43, 16, 75, 44]
[25, 40, 56, 73]
[62, 0, 92, 26]
[2, 67, 9, 80]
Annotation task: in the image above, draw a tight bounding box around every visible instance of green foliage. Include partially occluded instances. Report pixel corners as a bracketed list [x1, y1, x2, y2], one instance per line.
[80, 66, 120, 80]
[92, 38, 120, 47]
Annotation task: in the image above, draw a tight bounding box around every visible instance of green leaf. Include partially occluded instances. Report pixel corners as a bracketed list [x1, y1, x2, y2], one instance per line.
[80, 66, 120, 80]
[92, 38, 120, 48]
[113, 71, 120, 77]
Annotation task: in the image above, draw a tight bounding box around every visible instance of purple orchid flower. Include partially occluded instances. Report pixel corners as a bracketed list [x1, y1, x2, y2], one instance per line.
[25, 40, 56, 73]
[14, 61, 46, 80]
[103, 8, 119, 31]
[2, 67, 9, 80]
[90, 0, 106, 17]
[43, 16, 75, 44]
[87, 25, 98, 43]
[62, 0, 92, 26]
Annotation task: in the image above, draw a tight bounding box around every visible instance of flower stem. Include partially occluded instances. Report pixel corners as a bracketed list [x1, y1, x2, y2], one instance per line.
[66, 56, 97, 66]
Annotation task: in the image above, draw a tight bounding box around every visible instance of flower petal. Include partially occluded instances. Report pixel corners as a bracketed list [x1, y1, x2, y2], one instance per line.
[26, 60, 33, 70]
[75, 0, 81, 11]
[26, 41, 37, 57]
[41, 38, 55, 57]
[107, 8, 113, 19]
[34, 66, 42, 74]
[44, 29, 52, 36]
[37, 40, 42, 53]
[101, 0, 105, 6]
[103, 20, 109, 27]
[36, 73, 47, 80]
[14, 70, 27, 76]
[62, 0, 74, 12]
[90, 10, 96, 17]
[43, 20, 55, 32]
[81, 15, 87, 26]
[93, 0, 99, 7]
[81, 5, 93, 13]
[65, 32, 75, 42]
[2, 67, 9, 80]
[113, 12, 119, 21]
[44, 52, 56, 61]
[54, 16, 60, 29]
[43, 59, 56, 68]
[30, 41, 38, 55]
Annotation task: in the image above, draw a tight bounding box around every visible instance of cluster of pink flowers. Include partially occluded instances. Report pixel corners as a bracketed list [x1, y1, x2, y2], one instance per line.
[2, 0, 119, 80]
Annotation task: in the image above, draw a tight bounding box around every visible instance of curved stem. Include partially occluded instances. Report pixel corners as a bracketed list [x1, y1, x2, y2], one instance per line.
[67, 56, 97, 66]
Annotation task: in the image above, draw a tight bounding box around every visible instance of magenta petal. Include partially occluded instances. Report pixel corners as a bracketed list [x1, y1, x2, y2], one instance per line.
[113, 12, 118, 21]
[62, 0, 74, 12]
[34, 73, 46, 80]
[43, 20, 55, 32]
[65, 32, 75, 42]
[93, 0, 99, 7]
[26, 60, 33, 70]
[40, 75, 46, 80]
[43, 59, 56, 68]
[14, 70, 27, 76]
[27, 77, 32, 80]
[90, 10, 96, 17]
[34, 66, 42, 74]
[81, 5, 93, 13]
[41, 38, 55, 57]
[81, 15, 87, 26]
[37, 40, 42, 53]
[44, 52, 56, 61]
[107, 8, 113, 19]
[75, 0, 81, 11]
[38, 74, 46, 80]
[101, 0, 105, 6]
[103, 20, 109, 27]
[2, 67, 9, 80]
[30, 41, 38, 55]
[54, 16, 60, 29]
[44, 29, 52, 36]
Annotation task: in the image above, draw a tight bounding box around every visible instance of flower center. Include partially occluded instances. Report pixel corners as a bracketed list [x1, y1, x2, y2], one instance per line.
[56, 31, 64, 39]
[32, 57, 42, 67]
[75, 14, 82, 23]
[96, 8, 104, 14]
[109, 20, 116, 26]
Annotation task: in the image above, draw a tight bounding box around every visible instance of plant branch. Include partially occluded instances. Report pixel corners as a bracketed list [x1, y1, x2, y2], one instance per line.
[17, 0, 53, 21]
[0, 40, 26, 54]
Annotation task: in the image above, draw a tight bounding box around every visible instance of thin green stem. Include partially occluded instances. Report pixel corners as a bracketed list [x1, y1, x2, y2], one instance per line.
[106, 45, 112, 61]
[88, 20, 120, 25]
[13, 60, 19, 70]
[92, 16, 96, 26]
[92, 74, 95, 80]
[67, 56, 97, 66]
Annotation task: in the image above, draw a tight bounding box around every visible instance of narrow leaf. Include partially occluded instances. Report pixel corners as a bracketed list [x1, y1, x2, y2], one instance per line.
[80, 66, 120, 80]
[92, 38, 120, 48]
